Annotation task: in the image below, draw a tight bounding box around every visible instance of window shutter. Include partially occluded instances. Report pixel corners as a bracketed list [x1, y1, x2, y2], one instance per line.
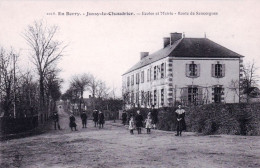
[165, 62, 167, 78]
[221, 64, 225, 77]
[198, 87, 203, 104]
[186, 64, 189, 77]
[181, 87, 188, 103]
[197, 64, 200, 77]
[212, 64, 215, 77]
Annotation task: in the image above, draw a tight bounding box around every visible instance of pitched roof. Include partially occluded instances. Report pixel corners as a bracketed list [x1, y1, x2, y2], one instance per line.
[123, 38, 243, 75]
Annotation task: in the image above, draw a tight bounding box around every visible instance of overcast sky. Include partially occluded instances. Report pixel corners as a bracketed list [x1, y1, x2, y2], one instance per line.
[1, 0, 260, 97]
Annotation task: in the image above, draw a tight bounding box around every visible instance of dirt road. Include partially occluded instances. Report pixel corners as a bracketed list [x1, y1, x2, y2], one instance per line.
[0, 108, 259, 168]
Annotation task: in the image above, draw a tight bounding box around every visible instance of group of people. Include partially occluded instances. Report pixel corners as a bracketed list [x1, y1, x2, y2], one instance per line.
[53, 110, 105, 131]
[53, 104, 186, 136]
[92, 110, 105, 129]
[126, 105, 186, 136]
[124, 105, 159, 135]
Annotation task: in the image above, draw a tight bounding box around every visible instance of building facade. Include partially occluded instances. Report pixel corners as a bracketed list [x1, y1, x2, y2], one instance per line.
[122, 32, 244, 109]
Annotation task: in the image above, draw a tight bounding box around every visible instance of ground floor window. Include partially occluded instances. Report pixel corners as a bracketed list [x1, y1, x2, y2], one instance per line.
[188, 87, 198, 104]
[213, 86, 224, 103]
[154, 90, 157, 106]
[161, 89, 164, 106]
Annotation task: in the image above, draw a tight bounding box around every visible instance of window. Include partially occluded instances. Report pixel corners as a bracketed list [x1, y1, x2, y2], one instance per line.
[181, 86, 202, 105]
[154, 90, 157, 105]
[141, 71, 144, 83]
[127, 76, 130, 86]
[213, 86, 224, 103]
[186, 62, 200, 77]
[154, 66, 157, 80]
[161, 89, 164, 106]
[161, 63, 164, 78]
[141, 91, 144, 105]
[188, 87, 198, 104]
[131, 91, 134, 104]
[212, 63, 225, 78]
[131, 75, 134, 85]
[136, 73, 139, 84]
[136, 92, 139, 105]
[147, 69, 150, 82]
[147, 91, 150, 106]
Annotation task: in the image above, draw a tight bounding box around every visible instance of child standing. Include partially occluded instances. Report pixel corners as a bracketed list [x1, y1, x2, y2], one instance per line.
[129, 116, 134, 135]
[145, 115, 152, 134]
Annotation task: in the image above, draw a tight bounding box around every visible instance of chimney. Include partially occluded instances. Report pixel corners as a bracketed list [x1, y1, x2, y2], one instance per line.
[163, 37, 170, 48]
[170, 32, 182, 45]
[140, 52, 149, 60]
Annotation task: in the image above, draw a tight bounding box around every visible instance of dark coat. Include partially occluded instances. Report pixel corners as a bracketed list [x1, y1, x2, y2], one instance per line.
[98, 112, 105, 124]
[93, 111, 99, 122]
[135, 114, 144, 128]
[151, 109, 158, 124]
[81, 113, 87, 121]
[122, 112, 127, 121]
[69, 115, 77, 128]
[53, 113, 59, 122]
[175, 111, 186, 131]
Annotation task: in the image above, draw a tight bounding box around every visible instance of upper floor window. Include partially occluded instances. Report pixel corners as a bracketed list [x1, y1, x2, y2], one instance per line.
[147, 69, 150, 82]
[141, 71, 144, 83]
[127, 76, 130, 86]
[186, 62, 200, 78]
[161, 63, 165, 78]
[154, 66, 157, 80]
[212, 63, 225, 78]
[131, 75, 134, 85]
[136, 73, 139, 84]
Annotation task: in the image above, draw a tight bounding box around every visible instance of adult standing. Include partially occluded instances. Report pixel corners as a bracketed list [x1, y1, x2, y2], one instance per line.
[53, 111, 60, 130]
[151, 105, 158, 129]
[135, 110, 144, 134]
[69, 113, 77, 131]
[92, 110, 99, 127]
[98, 111, 105, 129]
[122, 110, 127, 125]
[81, 111, 88, 128]
[175, 105, 186, 136]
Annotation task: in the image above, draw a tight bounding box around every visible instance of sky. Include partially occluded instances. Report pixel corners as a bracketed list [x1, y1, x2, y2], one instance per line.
[1, 0, 260, 97]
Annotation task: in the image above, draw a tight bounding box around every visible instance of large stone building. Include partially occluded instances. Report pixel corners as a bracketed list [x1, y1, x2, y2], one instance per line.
[122, 32, 244, 109]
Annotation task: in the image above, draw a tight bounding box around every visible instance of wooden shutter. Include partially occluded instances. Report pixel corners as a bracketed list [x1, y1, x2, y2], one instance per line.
[221, 88, 225, 102]
[221, 64, 225, 77]
[211, 64, 215, 77]
[198, 87, 203, 104]
[186, 64, 189, 77]
[181, 87, 188, 104]
[197, 64, 200, 77]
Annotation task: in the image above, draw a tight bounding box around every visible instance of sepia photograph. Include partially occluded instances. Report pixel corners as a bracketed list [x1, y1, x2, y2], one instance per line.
[0, 0, 260, 167]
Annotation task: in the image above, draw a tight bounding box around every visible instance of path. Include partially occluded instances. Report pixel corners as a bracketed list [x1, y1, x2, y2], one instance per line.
[0, 107, 259, 168]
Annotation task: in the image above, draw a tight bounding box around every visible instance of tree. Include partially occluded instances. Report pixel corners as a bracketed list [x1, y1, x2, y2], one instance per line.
[241, 60, 259, 102]
[23, 20, 66, 113]
[70, 73, 91, 113]
[0, 47, 18, 117]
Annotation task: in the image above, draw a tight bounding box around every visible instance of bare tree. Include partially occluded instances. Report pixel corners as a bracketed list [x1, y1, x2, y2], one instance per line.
[70, 73, 91, 113]
[96, 80, 110, 99]
[0, 47, 18, 117]
[23, 20, 66, 113]
[241, 60, 259, 102]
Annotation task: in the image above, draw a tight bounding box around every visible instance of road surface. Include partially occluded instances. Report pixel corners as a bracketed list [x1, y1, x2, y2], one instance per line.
[0, 108, 259, 168]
